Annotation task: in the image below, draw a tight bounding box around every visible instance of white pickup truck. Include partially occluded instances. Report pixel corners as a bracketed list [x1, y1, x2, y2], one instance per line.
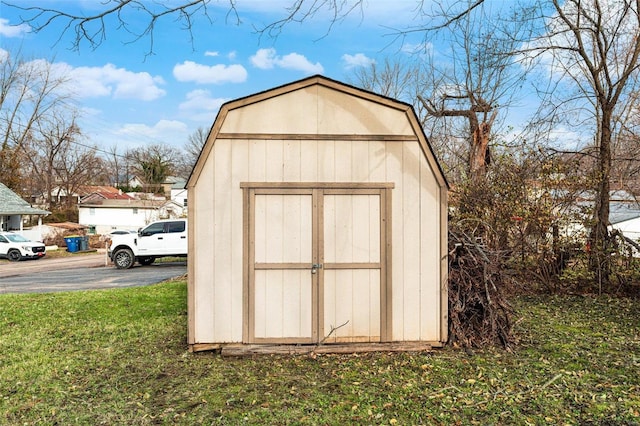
[108, 219, 187, 269]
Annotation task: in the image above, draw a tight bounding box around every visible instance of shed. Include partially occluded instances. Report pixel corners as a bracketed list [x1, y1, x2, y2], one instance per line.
[187, 75, 448, 352]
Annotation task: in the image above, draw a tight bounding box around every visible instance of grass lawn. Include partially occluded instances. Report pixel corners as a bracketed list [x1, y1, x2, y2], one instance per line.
[1, 281, 638, 425]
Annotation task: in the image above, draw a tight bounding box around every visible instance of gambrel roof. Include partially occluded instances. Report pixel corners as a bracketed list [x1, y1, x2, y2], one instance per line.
[188, 74, 448, 190]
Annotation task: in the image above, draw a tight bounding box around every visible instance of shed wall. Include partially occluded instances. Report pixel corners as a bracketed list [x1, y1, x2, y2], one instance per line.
[190, 137, 443, 344]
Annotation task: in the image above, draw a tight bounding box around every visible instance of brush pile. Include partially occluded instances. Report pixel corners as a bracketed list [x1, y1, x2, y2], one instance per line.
[448, 229, 515, 349]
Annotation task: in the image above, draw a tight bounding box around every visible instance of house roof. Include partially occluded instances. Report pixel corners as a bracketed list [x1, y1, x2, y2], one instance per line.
[78, 199, 181, 209]
[78, 185, 133, 200]
[0, 182, 50, 215]
[187, 74, 448, 190]
[610, 201, 640, 225]
[171, 178, 187, 190]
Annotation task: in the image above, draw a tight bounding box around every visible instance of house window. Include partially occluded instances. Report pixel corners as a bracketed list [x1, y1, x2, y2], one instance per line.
[90, 208, 95, 216]
[88, 225, 96, 234]
[183, 198, 188, 207]
[133, 208, 138, 215]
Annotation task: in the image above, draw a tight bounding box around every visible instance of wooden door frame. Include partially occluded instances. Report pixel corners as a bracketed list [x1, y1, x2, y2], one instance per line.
[241, 182, 394, 344]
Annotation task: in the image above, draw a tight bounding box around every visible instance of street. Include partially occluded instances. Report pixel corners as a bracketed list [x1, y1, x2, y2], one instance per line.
[0, 251, 187, 294]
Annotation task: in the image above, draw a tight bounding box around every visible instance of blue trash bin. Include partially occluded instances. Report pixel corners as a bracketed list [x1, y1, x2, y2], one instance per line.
[65, 236, 80, 253]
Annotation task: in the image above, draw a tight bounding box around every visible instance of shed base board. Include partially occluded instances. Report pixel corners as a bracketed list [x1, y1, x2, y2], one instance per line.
[189, 341, 444, 356]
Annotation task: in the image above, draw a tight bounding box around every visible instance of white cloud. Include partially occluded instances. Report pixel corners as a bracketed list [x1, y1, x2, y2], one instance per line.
[342, 53, 375, 69]
[179, 89, 227, 112]
[204, 51, 219, 57]
[178, 89, 228, 122]
[49, 62, 166, 100]
[173, 61, 247, 84]
[250, 48, 323, 74]
[0, 18, 30, 38]
[116, 120, 188, 140]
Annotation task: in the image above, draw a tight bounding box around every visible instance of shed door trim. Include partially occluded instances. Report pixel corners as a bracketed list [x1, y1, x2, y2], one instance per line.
[242, 182, 393, 344]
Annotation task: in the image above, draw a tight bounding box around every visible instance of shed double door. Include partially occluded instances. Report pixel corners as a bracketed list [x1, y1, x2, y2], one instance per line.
[243, 183, 392, 344]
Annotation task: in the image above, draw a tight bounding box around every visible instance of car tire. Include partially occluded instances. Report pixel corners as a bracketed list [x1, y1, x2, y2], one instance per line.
[113, 248, 135, 269]
[7, 249, 22, 262]
[139, 257, 155, 266]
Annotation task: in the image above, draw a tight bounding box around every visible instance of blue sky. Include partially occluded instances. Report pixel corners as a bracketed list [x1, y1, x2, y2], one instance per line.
[0, 1, 435, 153]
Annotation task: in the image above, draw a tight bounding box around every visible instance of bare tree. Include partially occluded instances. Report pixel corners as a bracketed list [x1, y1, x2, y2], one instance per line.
[126, 144, 181, 193]
[0, 48, 71, 192]
[4, 0, 497, 56]
[184, 126, 208, 174]
[530, 0, 640, 287]
[414, 2, 532, 182]
[14, 106, 106, 222]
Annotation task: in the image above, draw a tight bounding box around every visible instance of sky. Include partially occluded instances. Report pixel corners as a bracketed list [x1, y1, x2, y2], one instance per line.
[0, 0, 437, 154]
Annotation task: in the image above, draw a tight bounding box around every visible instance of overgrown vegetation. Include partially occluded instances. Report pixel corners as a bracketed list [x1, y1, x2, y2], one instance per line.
[1, 281, 638, 425]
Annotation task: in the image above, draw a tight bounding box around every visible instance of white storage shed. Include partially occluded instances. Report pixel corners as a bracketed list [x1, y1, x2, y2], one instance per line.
[187, 76, 448, 352]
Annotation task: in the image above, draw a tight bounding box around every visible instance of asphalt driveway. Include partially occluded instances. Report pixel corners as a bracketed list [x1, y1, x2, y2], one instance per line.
[0, 251, 187, 294]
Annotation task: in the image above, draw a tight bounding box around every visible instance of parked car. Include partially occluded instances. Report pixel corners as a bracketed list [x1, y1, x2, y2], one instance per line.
[108, 219, 187, 269]
[0, 232, 46, 261]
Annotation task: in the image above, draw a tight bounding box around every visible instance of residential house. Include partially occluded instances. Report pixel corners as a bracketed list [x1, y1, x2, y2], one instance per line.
[0, 182, 50, 241]
[78, 198, 185, 235]
[170, 178, 187, 209]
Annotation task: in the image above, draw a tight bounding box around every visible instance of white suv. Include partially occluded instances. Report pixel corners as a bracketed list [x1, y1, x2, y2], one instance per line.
[0, 232, 46, 261]
[108, 219, 187, 269]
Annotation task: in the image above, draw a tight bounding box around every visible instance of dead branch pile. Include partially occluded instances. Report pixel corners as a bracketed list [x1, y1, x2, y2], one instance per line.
[448, 230, 515, 349]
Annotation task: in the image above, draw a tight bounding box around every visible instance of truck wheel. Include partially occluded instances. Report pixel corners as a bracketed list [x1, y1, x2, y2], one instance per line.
[139, 257, 155, 266]
[7, 249, 22, 261]
[113, 248, 135, 269]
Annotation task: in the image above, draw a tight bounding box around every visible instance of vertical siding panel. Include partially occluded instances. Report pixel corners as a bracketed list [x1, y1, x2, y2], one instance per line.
[334, 140, 352, 181]
[385, 140, 404, 340]
[265, 195, 284, 263]
[194, 150, 216, 342]
[369, 270, 381, 338]
[213, 139, 233, 341]
[249, 139, 267, 182]
[317, 139, 335, 182]
[254, 271, 267, 338]
[230, 139, 249, 341]
[420, 159, 441, 340]
[323, 270, 336, 341]
[402, 141, 422, 340]
[266, 139, 284, 181]
[351, 139, 369, 182]
[369, 195, 381, 263]
[352, 269, 370, 338]
[333, 270, 354, 338]
[283, 139, 301, 181]
[282, 270, 312, 337]
[264, 270, 284, 337]
[331, 194, 353, 262]
[300, 139, 318, 182]
[368, 141, 387, 182]
[352, 195, 371, 262]
[323, 194, 337, 263]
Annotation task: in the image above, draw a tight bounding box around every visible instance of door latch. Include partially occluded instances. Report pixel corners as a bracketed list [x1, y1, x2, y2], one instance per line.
[311, 263, 323, 274]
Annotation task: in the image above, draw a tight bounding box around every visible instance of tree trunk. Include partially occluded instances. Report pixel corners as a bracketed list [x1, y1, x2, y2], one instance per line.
[469, 120, 491, 180]
[590, 108, 613, 290]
